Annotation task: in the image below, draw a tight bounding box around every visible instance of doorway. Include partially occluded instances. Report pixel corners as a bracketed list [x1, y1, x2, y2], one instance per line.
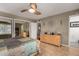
[15, 23, 21, 37]
[37, 23, 41, 40]
[69, 15, 79, 48]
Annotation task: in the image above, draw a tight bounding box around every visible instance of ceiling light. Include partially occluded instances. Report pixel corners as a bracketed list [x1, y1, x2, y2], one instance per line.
[28, 9, 35, 13]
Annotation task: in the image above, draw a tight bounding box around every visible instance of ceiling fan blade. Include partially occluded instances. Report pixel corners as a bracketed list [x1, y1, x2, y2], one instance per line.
[34, 10, 41, 15]
[30, 3, 37, 10]
[21, 9, 28, 12]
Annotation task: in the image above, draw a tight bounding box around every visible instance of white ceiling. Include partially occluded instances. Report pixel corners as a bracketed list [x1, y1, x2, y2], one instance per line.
[0, 3, 79, 20]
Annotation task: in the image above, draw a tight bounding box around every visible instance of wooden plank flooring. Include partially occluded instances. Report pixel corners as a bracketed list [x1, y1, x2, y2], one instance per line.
[38, 42, 79, 56]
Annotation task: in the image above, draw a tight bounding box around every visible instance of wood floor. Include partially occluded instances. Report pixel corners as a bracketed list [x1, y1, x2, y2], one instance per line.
[38, 42, 79, 56]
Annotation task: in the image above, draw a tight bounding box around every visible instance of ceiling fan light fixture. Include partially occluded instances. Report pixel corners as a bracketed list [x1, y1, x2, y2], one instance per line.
[28, 8, 35, 13]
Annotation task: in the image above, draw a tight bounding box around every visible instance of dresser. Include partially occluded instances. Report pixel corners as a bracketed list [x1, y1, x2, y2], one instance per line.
[40, 34, 61, 46]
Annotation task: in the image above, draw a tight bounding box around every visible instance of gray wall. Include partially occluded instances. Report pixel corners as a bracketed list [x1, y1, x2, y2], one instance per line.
[40, 9, 79, 45]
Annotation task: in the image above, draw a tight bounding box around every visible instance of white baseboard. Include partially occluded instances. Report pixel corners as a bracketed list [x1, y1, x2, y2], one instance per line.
[61, 44, 69, 47]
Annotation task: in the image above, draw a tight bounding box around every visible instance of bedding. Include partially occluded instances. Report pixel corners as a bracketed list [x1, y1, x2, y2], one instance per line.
[0, 38, 39, 56]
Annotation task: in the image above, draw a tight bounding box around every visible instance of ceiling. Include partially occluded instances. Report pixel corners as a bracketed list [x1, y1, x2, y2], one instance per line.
[0, 3, 79, 20]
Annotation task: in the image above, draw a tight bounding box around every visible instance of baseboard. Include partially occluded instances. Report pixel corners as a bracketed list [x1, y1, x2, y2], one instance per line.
[61, 44, 69, 47]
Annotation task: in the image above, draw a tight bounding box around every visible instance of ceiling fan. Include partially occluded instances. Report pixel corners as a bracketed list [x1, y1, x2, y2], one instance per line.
[21, 3, 41, 15]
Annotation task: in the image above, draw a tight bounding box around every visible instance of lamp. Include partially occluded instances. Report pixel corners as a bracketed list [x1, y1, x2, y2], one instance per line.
[28, 8, 35, 13]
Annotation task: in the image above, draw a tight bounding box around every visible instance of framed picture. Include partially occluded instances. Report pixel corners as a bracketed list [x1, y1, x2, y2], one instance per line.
[70, 21, 79, 27]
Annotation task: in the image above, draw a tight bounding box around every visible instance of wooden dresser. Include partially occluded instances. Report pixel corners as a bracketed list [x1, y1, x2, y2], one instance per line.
[40, 34, 61, 47]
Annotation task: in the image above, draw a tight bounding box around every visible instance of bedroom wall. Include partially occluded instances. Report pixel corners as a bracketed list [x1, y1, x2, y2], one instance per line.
[40, 9, 79, 45]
